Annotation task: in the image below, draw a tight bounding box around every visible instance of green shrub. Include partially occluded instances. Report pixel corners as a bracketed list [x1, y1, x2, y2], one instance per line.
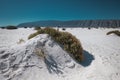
[6, 25, 17, 29]
[28, 27, 84, 62]
[107, 30, 120, 36]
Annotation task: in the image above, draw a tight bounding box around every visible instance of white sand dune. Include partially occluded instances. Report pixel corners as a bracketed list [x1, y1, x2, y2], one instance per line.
[0, 28, 120, 80]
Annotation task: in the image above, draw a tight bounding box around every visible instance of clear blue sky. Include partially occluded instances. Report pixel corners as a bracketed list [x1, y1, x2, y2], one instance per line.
[0, 0, 120, 26]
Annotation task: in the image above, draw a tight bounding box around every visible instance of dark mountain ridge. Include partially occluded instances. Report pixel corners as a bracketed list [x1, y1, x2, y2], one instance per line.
[17, 20, 120, 28]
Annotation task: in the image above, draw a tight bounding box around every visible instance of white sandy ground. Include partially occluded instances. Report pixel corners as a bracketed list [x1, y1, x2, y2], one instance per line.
[0, 28, 35, 48]
[0, 27, 120, 80]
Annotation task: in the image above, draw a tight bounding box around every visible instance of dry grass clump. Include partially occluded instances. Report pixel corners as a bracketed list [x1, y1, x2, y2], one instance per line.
[55, 32, 84, 62]
[107, 30, 120, 36]
[28, 27, 84, 62]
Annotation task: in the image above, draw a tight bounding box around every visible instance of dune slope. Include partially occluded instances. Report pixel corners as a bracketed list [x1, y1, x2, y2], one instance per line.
[0, 28, 120, 80]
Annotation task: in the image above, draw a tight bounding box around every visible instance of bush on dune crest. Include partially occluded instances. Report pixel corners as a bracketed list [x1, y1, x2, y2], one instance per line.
[107, 30, 120, 36]
[28, 27, 84, 62]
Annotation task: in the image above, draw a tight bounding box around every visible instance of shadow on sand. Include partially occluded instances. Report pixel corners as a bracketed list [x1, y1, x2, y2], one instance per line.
[44, 50, 94, 74]
[79, 50, 95, 67]
[44, 55, 63, 74]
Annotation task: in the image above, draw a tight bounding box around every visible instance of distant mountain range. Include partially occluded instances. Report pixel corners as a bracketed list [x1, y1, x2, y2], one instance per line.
[17, 20, 120, 28]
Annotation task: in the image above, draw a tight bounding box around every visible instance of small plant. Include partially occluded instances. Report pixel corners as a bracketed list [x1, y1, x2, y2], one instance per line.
[24, 27, 27, 28]
[17, 39, 25, 44]
[107, 30, 120, 36]
[6, 25, 17, 29]
[62, 28, 66, 31]
[88, 27, 91, 30]
[28, 27, 84, 62]
[34, 48, 45, 58]
[34, 26, 41, 30]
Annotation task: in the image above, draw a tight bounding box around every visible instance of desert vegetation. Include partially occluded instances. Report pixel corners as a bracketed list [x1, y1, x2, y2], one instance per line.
[107, 30, 120, 36]
[62, 28, 66, 31]
[28, 27, 84, 62]
[6, 25, 18, 29]
[34, 26, 41, 30]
